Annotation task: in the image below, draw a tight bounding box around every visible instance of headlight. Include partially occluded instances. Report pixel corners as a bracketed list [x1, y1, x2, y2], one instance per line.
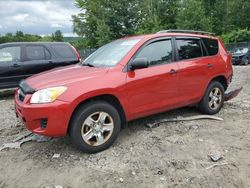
[30, 86, 67, 104]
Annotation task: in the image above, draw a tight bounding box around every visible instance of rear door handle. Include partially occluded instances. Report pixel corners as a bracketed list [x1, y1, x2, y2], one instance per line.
[168, 69, 178, 74]
[13, 64, 21, 67]
[207, 63, 213, 68]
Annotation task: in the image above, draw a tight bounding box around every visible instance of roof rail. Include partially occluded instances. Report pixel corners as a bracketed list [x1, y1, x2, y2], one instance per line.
[156, 29, 216, 36]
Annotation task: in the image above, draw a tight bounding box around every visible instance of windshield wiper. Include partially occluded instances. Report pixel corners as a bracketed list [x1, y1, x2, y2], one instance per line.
[82, 63, 95, 67]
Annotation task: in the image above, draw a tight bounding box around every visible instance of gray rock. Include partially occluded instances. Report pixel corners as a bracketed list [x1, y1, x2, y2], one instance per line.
[209, 152, 223, 162]
[119, 178, 124, 183]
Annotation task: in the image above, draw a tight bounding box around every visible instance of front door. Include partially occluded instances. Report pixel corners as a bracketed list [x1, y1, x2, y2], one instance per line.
[126, 38, 180, 119]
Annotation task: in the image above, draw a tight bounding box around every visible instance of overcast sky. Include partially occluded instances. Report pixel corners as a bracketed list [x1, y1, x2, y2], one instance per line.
[0, 0, 80, 36]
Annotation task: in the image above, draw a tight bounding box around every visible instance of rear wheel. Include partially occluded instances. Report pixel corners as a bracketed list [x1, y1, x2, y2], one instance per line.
[69, 101, 121, 153]
[198, 81, 225, 115]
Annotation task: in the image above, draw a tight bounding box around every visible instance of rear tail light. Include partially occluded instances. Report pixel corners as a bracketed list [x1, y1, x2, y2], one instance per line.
[71, 45, 81, 62]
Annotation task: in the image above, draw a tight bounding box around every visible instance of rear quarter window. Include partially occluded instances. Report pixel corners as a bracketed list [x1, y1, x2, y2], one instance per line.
[51, 44, 76, 58]
[202, 38, 219, 56]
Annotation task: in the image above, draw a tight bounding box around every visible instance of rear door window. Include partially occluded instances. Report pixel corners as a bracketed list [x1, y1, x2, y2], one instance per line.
[202, 38, 218, 56]
[26, 46, 50, 61]
[51, 44, 75, 58]
[176, 38, 203, 60]
[0, 46, 21, 63]
[136, 39, 173, 66]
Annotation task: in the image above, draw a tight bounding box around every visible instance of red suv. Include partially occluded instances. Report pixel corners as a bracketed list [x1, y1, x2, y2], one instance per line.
[15, 30, 233, 153]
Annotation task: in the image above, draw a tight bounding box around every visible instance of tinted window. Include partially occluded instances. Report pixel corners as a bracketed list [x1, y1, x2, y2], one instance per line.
[202, 38, 218, 56]
[0, 46, 21, 63]
[52, 44, 75, 58]
[26, 46, 50, 61]
[136, 40, 173, 66]
[176, 39, 202, 60]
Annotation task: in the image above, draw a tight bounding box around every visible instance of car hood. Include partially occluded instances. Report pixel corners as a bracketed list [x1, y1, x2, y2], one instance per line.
[26, 65, 109, 90]
[232, 54, 245, 57]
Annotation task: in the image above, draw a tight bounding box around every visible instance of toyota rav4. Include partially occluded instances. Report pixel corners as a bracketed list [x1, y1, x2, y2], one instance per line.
[15, 30, 233, 153]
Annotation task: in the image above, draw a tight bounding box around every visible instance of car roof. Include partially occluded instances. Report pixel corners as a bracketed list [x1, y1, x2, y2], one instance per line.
[0, 42, 70, 46]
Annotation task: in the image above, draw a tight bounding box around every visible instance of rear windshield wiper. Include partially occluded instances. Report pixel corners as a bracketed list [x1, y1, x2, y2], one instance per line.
[82, 63, 95, 67]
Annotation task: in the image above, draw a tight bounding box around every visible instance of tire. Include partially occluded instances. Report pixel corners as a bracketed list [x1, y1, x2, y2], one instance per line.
[69, 101, 121, 153]
[240, 58, 249, 65]
[244, 58, 249, 65]
[198, 81, 225, 115]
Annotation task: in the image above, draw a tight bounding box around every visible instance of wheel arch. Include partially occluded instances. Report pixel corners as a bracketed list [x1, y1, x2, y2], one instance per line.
[67, 94, 127, 133]
[200, 75, 228, 102]
[210, 75, 228, 91]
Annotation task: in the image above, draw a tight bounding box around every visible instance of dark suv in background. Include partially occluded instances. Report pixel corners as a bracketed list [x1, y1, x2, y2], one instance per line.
[232, 47, 250, 65]
[0, 42, 81, 89]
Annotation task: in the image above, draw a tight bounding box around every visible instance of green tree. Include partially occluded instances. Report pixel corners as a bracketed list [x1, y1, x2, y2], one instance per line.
[72, 0, 250, 48]
[40, 35, 53, 42]
[206, 0, 250, 34]
[52, 30, 64, 42]
[0, 32, 47, 44]
[222, 29, 250, 44]
[16, 31, 24, 37]
[176, 0, 212, 32]
[72, 0, 141, 48]
[137, 0, 178, 34]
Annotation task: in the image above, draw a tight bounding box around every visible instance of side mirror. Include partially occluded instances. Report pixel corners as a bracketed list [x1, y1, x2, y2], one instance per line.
[129, 58, 149, 70]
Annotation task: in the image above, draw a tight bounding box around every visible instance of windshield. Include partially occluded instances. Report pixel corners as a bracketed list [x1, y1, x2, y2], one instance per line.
[82, 38, 141, 67]
[233, 48, 249, 55]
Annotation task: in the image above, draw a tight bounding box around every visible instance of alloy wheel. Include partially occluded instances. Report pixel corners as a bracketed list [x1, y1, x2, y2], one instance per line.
[81, 112, 114, 146]
[208, 87, 222, 110]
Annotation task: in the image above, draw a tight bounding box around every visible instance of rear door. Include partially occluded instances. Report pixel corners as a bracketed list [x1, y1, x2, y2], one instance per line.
[174, 37, 209, 103]
[22, 45, 53, 77]
[0, 45, 23, 88]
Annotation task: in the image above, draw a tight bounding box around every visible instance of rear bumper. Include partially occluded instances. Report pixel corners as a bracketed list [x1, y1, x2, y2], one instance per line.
[15, 92, 72, 137]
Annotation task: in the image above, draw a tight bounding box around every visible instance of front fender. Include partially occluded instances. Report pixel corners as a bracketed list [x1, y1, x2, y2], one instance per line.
[63, 88, 130, 129]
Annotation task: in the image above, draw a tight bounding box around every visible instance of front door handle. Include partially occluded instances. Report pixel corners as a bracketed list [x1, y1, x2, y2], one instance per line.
[168, 69, 178, 74]
[13, 63, 21, 68]
[207, 63, 213, 68]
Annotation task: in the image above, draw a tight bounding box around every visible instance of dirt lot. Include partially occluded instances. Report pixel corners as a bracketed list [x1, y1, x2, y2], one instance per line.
[0, 66, 250, 188]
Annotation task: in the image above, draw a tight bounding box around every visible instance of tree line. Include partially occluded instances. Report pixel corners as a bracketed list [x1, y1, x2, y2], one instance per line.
[0, 30, 64, 44]
[0, 0, 249, 50]
[72, 0, 250, 48]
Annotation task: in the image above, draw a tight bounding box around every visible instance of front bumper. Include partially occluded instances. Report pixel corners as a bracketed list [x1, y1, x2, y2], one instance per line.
[232, 58, 242, 65]
[15, 92, 72, 137]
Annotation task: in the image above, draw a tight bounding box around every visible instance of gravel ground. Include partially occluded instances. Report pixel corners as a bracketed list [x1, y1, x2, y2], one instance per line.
[0, 66, 250, 188]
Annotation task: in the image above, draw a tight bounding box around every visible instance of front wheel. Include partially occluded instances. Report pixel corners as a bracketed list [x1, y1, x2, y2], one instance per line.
[242, 58, 249, 65]
[198, 81, 225, 115]
[69, 101, 121, 153]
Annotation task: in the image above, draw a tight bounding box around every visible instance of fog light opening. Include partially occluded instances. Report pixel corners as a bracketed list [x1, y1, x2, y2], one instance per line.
[40, 118, 48, 129]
